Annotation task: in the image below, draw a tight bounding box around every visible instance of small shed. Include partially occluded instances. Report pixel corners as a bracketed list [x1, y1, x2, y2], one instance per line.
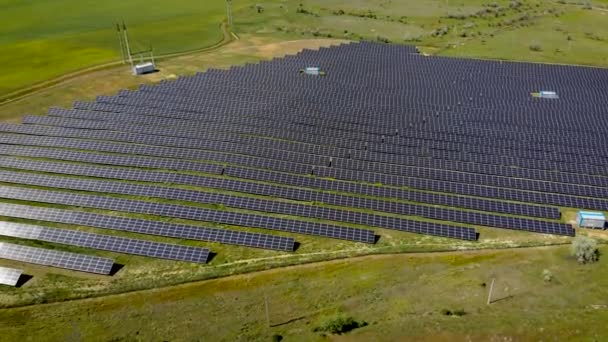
[133, 62, 155, 75]
[531, 91, 558, 99]
[539, 91, 559, 99]
[300, 67, 326, 76]
[577, 211, 606, 229]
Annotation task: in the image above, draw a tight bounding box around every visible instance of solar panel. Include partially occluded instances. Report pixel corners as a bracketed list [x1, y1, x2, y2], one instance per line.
[0, 221, 211, 263]
[2, 41, 606, 247]
[0, 177, 476, 240]
[0, 266, 22, 286]
[0, 184, 376, 243]
[0, 203, 295, 251]
[0, 155, 562, 219]
[0, 242, 115, 275]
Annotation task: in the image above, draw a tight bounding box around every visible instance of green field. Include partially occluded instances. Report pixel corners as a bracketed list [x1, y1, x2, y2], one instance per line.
[0, 0, 227, 96]
[2, 0, 608, 101]
[2, 246, 607, 341]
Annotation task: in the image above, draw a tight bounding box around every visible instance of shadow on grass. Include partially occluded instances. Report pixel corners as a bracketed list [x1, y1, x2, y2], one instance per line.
[109, 263, 124, 276]
[15, 274, 33, 288]
[206, 252, 217, 263]
[490, 294, 514, 304]
[270, 315, 307, 327]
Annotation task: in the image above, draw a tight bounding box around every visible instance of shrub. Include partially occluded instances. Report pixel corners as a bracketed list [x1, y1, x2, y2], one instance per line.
[571, 236, 600, 264]
[543, 269, 553, 282]
[441, 308, 466, 316]
[377, 36, 391, 44]
[313, 314, 367, 334]
[453, 309, 466, 316]
[271, 334, 283, 342]
[431, 26, 450, 37]
[529, 43, 542, 52]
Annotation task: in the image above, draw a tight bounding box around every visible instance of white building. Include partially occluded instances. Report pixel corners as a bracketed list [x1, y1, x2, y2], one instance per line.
[577, 211, 606, 229]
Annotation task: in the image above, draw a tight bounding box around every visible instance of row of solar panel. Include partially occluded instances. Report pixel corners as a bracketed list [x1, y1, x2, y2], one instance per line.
[126, 77, 608, 143]
[72, 95, 608, 153]
[1, 143, 605, 213]
[117, 77, 608, 138]
[53, 101, 608, 180]
[0, 155, 560, 219]
[0, 186, 380, 243]
[2, 126, 606, 202]
[0, 180, 479, 241]
[0, 221, 210, 263]
[120, 85, 608, 140]
[0, 242, 114, 275]
[172, 49, 606, 111]
[0, 202, 296, 251]
[1, 136, 606, 212]
[68, 96, 608, 159]
[75, 87, 601, 146]
[90, 95, 608, 156]
[0, 266, 22, 286]
[44, 108, 608, 188]
[14, 118, 608, 195]
[0, 169, 572, 236]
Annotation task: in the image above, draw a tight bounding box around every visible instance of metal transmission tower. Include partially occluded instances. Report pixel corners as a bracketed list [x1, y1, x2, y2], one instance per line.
[116, 24, 126, 64]
[226, 0, 233, 26]
[122, 21, 134, 69]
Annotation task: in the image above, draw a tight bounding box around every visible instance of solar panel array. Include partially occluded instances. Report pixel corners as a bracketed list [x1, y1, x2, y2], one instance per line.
[1, 40, 602, 274]
[0, 266, 22, 286]
[0, 203, 295, 251]
[0, 221, 210, 263]
[0, 242, 114, 274]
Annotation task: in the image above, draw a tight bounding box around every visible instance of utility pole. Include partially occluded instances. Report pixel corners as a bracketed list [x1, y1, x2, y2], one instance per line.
[264, 294, 270, 327]
[226, 0, 233, 26]
[122, 21, 134, 69]
[116, 23, 126, 64]
[150, 43, 155, 67]
[486, 278, 495, 305]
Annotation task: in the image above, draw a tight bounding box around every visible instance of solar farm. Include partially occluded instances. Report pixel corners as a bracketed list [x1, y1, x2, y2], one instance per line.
[0, 41, 606, 292]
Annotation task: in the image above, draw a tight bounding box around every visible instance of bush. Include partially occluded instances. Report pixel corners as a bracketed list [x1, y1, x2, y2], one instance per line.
[571, 236, 600, 264]
[313, 314, 367, 334]
[441, 308, 466, 316]
[543, 269, 553, 282]
[529, 43, 542, 52]
[453, 309, 466, 316]
[376, 36, 391, 44]
[271, 334, 283, 342]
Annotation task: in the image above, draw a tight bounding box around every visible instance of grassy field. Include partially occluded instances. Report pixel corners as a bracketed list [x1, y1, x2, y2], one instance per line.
[1, 245, 607, 341]
[2, 0, 608, 101]
[232, 0, 608, 66]
[0, 35, 345, 122]
[0, 0, 228, 97]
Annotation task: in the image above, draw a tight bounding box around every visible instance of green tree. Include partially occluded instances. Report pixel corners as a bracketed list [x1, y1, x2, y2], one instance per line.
[571, 236, 600, 264]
